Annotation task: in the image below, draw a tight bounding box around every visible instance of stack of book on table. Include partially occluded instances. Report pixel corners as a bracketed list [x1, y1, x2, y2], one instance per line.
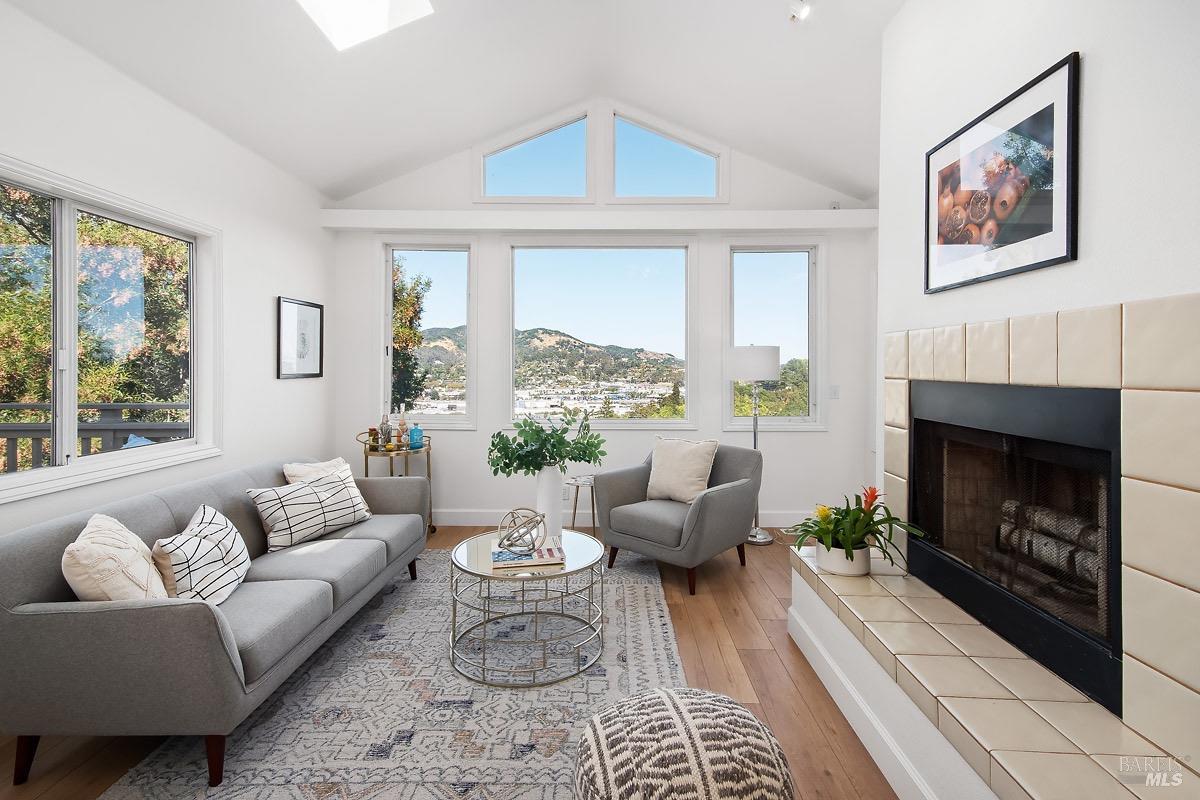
[490, 537, 566, 571]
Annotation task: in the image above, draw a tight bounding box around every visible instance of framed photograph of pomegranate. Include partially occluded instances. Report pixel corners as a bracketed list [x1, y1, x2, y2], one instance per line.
[925, 53, 1079, 293]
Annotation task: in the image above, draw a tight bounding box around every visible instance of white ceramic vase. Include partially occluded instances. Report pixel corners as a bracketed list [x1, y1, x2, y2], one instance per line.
[535, 466, 564, 541]
[816, 544, 871, 576]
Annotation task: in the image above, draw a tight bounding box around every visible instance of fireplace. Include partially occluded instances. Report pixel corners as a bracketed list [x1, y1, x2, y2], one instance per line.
[907, 381, 1122, 713]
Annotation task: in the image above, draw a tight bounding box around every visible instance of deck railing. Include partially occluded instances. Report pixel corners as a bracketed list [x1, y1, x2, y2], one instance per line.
[0, 403, 190, 473]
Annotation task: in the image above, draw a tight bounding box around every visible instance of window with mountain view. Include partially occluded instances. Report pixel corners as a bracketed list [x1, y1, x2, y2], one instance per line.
[512, 247, 686, 420]
[615, 117, 718, 198]
[484, 118, 587, 198]
[731, 249, 811, 419]
[391, 248, 469, 416]
[1, 183, 194, 477]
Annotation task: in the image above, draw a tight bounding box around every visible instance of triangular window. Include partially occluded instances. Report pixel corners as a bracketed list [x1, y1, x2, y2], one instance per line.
[614, 116, 718, 198]
[483, 118, 587, 197]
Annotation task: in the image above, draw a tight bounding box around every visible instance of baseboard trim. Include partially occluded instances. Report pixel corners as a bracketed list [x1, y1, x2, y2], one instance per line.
[787, 571, 996, 800]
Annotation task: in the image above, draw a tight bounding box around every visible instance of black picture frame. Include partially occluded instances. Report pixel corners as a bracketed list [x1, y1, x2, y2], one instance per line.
[924, 52, 1080, 294]
[277, 296, 324, 379]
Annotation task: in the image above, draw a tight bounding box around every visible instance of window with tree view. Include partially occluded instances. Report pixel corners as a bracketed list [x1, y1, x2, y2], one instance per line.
[512, 247, 686, 420]
[390, 248, 469, 416]
[732, 249, 811, 419]
[0, 182, 194, 477]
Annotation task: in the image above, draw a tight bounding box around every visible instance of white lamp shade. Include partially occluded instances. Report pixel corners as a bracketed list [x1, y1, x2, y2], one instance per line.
[729, 346, 780, 382]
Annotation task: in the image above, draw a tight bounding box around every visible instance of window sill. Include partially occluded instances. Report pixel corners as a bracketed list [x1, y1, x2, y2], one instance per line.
[404, 417, 476, 432]
[0, 442, 222, 505]
[724, 419, 827, 433]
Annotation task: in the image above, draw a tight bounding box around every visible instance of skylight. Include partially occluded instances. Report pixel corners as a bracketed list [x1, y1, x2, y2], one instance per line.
[295, 0, 434, 51]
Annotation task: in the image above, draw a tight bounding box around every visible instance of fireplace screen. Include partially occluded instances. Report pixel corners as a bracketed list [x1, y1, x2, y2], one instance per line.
[911, 419, 1112, 642]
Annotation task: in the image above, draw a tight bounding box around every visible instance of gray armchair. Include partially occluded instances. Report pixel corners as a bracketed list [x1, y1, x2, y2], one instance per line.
[594, 444, 762, 594]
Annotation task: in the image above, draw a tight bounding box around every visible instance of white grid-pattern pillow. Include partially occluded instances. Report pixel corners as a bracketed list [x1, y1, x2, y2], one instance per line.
[248, 463, 370, 551]
[152, 506, 250, 605]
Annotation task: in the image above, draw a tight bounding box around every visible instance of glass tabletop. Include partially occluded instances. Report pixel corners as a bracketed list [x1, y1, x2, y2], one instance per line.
[452, 529, 604, 579]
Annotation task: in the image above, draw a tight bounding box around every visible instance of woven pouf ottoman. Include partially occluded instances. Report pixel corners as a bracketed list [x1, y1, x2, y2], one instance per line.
[575, 687, 795, 799]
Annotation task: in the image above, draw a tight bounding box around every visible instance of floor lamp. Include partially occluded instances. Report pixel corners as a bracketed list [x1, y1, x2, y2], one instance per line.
[730, 345, 779, 546]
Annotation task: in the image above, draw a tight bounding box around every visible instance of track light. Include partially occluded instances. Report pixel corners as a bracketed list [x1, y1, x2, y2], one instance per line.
[789, 1, 812, 22]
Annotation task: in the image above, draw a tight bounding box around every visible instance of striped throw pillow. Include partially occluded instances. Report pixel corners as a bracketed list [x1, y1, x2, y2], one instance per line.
[152, 506, 250, 605]
[248, 463, 371, 551]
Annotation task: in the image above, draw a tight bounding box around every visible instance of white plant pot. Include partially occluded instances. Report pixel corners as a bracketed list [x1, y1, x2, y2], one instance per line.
[535, 466, 564, 541]
[815, 544, 871, 576]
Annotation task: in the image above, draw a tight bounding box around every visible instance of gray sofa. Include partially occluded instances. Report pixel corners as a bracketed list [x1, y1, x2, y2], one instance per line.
[0, 459, 428, 787]
[594, 444, 762, 595]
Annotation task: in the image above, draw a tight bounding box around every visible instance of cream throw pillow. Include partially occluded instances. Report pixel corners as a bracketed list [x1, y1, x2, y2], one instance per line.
[61, 514, 169, 602]
[646, 437, 719, 504]
[283, 457, 372, 517]
[152, 506, 250, 605]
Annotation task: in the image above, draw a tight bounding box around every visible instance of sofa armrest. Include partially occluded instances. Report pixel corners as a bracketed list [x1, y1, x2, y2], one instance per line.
[681, 478, 756, 551]
[0, 599, 246, 736]
[355, 476, 430, 526]
[593, 463, 652, 537]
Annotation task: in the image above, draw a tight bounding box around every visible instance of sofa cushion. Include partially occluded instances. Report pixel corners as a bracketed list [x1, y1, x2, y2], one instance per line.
[217, 579, 332, 684]
[322, 514, 423, 563]
[245, 539, 386, 609]
[609, 500, 689, 548]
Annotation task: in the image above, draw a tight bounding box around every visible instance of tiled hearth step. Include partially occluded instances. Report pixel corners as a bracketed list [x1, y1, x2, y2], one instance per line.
[790, 546, 1197, 799]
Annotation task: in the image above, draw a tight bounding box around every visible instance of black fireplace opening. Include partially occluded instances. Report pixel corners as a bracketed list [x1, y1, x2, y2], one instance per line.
[907, 381, 1122, 713]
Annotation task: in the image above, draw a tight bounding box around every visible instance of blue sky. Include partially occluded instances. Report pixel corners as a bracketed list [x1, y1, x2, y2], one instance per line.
[615, 118, 717, 197]
[514, 248, 686, 355]
[396, 247, 808, 362]
[733, 251, 809, 361]
[485, 118, 587, 197]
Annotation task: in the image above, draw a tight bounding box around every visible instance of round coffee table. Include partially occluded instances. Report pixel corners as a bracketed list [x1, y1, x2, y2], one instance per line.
[450, 529, 604, 687]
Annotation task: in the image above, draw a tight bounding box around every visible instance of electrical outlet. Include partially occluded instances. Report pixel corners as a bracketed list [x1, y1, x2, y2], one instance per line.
[830, 200, 842, 210]
[562, 485, 571, 502]
[829, 384, 841, 399]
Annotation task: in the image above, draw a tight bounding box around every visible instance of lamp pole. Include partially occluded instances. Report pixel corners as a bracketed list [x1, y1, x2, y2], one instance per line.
[747, 380, 773, 545]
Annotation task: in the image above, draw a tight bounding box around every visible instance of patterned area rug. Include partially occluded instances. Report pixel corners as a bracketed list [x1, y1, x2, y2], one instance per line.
[100, 549, 684, 799]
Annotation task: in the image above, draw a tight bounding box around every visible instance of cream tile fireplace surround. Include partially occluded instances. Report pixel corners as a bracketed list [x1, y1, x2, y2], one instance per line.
[865, 290, 1199, 793]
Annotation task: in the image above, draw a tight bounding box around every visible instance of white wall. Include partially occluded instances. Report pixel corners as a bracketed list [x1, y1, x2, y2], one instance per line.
[0, 3, 333, 532]
[329, 227, 877, 525]
[878, 0, 1200, 337]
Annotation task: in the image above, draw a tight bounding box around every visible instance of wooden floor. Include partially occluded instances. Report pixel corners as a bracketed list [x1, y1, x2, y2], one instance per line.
[1, 526, 895, 800]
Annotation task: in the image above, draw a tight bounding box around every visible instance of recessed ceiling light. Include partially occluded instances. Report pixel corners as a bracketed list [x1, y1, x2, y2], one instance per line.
[789, 1, 812, 22]
[295, 0, 434, 51]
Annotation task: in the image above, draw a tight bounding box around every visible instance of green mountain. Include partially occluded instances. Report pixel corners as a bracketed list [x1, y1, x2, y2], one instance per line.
[415, 325, 684, 386]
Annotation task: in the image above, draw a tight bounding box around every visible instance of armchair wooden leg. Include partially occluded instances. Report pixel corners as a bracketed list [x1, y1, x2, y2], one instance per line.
[737, 543, 746, 566]
[205, 735, 225, 787]
[607, 547, 618, 569]
[687, 567, 697, 596]
[13, 735, 39, 785]
[408, 559, 418, 580]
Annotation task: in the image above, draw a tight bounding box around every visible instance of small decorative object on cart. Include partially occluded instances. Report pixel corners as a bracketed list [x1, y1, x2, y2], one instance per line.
[495, 507, 547, 555]
[378, 415, 394, 447]
[786, 486, 925, 576]
[367, 427, 379, 450]
[407, 422, 424, 450]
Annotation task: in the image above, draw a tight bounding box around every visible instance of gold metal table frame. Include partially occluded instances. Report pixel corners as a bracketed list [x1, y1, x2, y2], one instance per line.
[356, 432, 435, 533]
[449, 530, 604, 688]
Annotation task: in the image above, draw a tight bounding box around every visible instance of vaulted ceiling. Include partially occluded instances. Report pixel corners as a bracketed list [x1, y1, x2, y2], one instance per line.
[8, 0, 902, 201]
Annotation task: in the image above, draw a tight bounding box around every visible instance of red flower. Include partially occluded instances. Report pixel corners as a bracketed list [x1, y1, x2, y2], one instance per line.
[861, 485, 880, 510]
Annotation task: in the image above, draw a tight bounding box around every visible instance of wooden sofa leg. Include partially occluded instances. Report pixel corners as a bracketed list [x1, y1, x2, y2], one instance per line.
[607, 547, 618, 569]
[205, 735, 225, 787]
[408, 559, 418, 580]
[13, 735, 39, 785]
[687, 567, 697, 596]
[737, 543, 746, 566]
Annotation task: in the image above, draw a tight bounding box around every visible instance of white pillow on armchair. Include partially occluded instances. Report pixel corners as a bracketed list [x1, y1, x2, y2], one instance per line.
[646, 436, 719, 504]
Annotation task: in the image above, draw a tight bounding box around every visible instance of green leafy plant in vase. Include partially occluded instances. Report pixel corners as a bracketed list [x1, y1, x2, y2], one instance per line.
[786, 486, 925, 576]
[487, 414, 606, 540]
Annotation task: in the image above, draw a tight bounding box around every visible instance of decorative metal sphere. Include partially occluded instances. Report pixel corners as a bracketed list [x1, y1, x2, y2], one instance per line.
[497, 508, 547, 555]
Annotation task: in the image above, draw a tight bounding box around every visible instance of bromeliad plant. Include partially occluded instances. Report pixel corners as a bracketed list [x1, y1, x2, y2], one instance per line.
[785, 486, 926, 568]
[487, 413, 607, 476]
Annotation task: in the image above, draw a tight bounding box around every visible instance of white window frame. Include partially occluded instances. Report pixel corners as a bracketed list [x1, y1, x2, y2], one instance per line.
[381, 237, 478, 430]
[723, 237, 826, 432]
[472, 103, 596, 204]
[506, 234, 697, 430]
[607, 106, 731, 204]
[0, 154, 223, 505]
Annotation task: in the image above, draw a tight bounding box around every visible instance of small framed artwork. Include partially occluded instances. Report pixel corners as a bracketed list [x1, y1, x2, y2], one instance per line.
[277, 297, 324, 379]
[926, 52, 1079, 293]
